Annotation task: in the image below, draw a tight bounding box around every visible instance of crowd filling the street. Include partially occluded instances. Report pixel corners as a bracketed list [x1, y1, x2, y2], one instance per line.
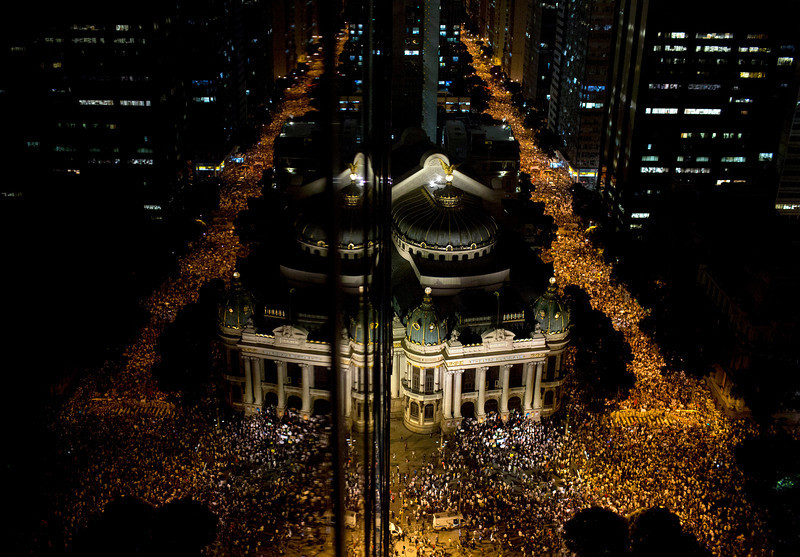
[37, 27, 781, 557]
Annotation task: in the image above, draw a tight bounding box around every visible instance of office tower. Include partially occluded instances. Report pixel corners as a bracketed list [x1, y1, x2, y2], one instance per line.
[181, 0, 249, 175]
[522, 1, 558, 110]
[599, 0, 800, 233]
[422, 0, 442, 140]
[0, 4, 185, 217]
[547, 0, 613, 186]
[775, 92, 800, 217]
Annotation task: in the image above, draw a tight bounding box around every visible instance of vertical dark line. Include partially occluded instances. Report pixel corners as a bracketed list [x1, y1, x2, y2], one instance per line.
[319, 2, 345, 556]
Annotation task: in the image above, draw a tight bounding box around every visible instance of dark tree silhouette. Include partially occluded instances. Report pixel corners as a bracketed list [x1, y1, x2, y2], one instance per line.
[563, 507, 629, 557]
[564, 286, 635, 409]
[70, 496, 218, 557]
[152, 280, 225, 402]
[629, 507, 711, 557]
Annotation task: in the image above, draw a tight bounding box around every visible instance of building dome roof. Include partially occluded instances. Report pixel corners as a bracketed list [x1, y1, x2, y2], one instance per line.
[392, 184, 497, 251]
[294, 184, 368, 249]
[349, 287, 377, 344]
[220, 272, 257, 329]
[532, 277, 570, 334]
[406, 287, 448, 345]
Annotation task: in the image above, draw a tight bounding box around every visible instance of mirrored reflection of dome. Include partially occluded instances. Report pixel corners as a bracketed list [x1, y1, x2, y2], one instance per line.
[532, 277, 570, 334]
[405, 287, 448, 345]
[294, 183, 370, 252]
[220, 272, 257, 329]
[392, 184, 497, 251]
[349, 287, 377, 344]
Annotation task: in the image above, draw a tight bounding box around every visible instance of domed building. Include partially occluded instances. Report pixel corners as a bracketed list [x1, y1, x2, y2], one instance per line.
[219, 151, 572, 432]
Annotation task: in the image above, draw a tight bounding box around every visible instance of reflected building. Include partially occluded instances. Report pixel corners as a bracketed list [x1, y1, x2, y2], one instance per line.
[218, 148, 570, 433]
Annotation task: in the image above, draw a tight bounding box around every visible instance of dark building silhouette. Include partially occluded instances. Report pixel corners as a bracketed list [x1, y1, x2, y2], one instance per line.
[599, 0, 800, 234]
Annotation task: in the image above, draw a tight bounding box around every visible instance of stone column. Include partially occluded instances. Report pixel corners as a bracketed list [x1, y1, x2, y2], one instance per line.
[442, 371, 453, 420]
[500, 364, 510, 417]
[391, 352, 402, 399]
[301, 364, 312, 417]
[476, 367, 488, 421]
[253, 358, 263, 406]
[453, 371, 463, 418]
[533, 361, 543, 421]
[277, 361, 287, 415]
[243, 356, 254, 404]
[523, 362, 535, 412]
[344, 366, 352, 418]
[434, 367, 440, 392]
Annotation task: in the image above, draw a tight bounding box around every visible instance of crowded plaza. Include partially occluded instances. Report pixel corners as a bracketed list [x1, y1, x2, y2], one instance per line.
[34, 26, 782, 557]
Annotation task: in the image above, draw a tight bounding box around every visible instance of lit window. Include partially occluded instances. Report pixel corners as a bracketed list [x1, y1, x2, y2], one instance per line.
[778, 57, 794, 66]
[668, 32, 686, 39]
[684, 108, 721, 115]
[675, 167, 711, 173]
[740, 71, 765, 78]
[631, 212, 650, 219]
[665, 45, 687, 52]
[696, 33, 733, 40]
[649, 83, 680, 90]
[688, 83, 721, 90]
[759, 152, 773, 161]
[696, 157, 709, 162]
[641, 166, 669, 173]
[645, 107, 679, 114]
[641, 155, 659, 161]
[721, 156, 746, 162]
[116, 25, 130, 31]
[703, 45, 731, 52]
[193, 96, 216, 103]
[404, 50, 419, 56]
[78, 99, 113, 106]
[119, 99, 151, 107]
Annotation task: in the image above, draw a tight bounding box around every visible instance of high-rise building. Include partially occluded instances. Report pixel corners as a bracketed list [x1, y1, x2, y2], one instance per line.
[522, 1, 558, 110]
[182, 0, 249, 175]
[775, 93, 800, 217]
[599, 0, 800, 233]
[547, 0, 614, 186]
[0, 4, 185, 218]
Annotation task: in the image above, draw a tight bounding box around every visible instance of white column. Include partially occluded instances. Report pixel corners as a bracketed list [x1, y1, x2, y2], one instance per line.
[344, 366, 352, 418]
[476, 367, 487, 420]
[243, 356, 254, 404]
[434, 366, 440, 392]
[253, 358, 263, 406]
[533, 362, 543, 421]
[442, 372, 453, 420]
[500, 365, 510, 416]
[301, 364, 312, 417]
[523, 362, 535, 412]
[391, 352, 402, 398]
[277, 361, 287, 414]
[453, 371, 463, 418]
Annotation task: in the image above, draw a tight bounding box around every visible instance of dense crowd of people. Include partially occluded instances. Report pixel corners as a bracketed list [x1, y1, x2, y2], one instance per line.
[36, 28, 787, 557]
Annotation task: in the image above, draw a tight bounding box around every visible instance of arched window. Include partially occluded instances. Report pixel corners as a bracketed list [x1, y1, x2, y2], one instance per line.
[424, 404, 434, 420]
[410, 402, 420, 418]
[544, 390, 554, 407]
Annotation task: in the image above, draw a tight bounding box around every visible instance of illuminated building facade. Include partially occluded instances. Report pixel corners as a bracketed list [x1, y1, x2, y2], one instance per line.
[218, 151, 570, 433]
[548, 0, 614, 186]
[775, 93, 800, 217]
[599, 0, 800, 233]
[0, 5, 185, 216]
[522, 1, 558, 111]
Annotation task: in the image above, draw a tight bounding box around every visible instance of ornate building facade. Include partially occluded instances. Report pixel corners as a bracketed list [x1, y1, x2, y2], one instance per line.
[218, 150, 571, 433]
